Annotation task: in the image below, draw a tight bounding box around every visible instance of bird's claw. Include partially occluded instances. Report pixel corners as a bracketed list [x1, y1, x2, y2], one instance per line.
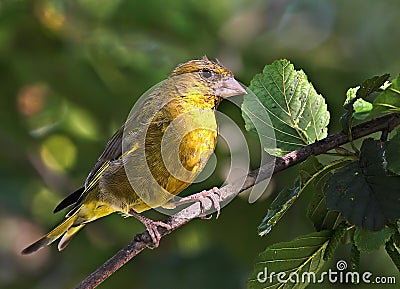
[129, 209, 171, 248]
[143, 220, 171, 248]
[173, 187, 221, 219]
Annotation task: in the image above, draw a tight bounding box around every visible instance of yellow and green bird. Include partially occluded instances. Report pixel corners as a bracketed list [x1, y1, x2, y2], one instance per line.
[22, 56, 246, 254]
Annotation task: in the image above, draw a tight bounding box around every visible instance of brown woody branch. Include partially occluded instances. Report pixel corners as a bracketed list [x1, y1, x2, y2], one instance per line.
[75, 113, 400, 289]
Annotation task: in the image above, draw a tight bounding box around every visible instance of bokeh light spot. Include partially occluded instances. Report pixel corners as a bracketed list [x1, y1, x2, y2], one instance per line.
[32, 187, 62, 225]
[40, 134, 77, 172]
[17, 83, 48, 116]
[65, 106, 99, 141]
[35, 0, 65, 31]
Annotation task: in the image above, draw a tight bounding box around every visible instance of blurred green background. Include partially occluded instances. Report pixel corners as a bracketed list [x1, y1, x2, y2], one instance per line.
[1, 0, 399, 288]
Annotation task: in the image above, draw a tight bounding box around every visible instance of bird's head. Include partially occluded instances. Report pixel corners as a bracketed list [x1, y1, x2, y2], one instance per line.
[169, 56, 246, 108]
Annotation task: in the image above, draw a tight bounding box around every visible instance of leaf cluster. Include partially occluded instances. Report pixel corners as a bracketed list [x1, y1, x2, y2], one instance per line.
[242, 60, 400, 288]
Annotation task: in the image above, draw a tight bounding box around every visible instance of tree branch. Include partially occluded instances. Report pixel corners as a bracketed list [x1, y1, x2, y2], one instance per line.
[75, 113, 400, 289]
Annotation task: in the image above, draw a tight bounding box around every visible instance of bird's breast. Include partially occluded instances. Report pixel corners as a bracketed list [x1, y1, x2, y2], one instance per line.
[146, 107, 217, 191]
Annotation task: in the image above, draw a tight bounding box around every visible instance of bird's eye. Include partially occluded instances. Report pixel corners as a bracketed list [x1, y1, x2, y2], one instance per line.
[201, 69, 213, 79]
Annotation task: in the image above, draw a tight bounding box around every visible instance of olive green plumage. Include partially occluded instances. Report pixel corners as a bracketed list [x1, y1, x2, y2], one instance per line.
[22, 57, 246, 254]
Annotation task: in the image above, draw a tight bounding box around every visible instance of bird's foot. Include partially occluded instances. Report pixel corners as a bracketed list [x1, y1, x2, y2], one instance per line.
[172, 187, 221, 219]
[128, 209, 171, 248]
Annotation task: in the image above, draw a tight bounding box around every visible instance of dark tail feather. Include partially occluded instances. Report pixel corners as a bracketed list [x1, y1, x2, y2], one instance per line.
[21, 235, 54, 255]
[53, 187, 84, 213]
[21, 210, 79, 255]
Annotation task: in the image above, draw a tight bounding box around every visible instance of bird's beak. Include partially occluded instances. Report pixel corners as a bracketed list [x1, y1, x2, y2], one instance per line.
[215, 76, 247, 98]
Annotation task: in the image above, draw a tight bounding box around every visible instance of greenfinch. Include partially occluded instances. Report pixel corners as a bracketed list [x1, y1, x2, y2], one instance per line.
[22, 56, 246, 254]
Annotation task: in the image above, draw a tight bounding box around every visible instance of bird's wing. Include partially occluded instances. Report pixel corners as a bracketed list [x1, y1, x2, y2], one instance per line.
[53, 125, 125, 213]
[54, 89, 168, 214]
[84, 124, 125, 189]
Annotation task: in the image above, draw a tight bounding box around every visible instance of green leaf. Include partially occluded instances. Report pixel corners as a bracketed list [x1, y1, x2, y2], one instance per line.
[372, 74, 400, 115]
[341, 85, 361, 132]
[387, 129, 400, 175]
[346, 74, 399, 121]
[325, 138, 400, 230]
[353, 99, 373, 120]
[258, 185, 300, 236]
[343, 86, 359, 109]
[245, 59, 330, 156]
[355, 74, 390, 100]
[386, 232, 400, 272]
[354, 227, 396, 253]
[241, 89, 277, 155]
[323, 222, 349, 261]
[307, 158, 353, 231]
[340, 74, 389, 132]
[248, 231, 331, 289]
[386, 241, 400, 272]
